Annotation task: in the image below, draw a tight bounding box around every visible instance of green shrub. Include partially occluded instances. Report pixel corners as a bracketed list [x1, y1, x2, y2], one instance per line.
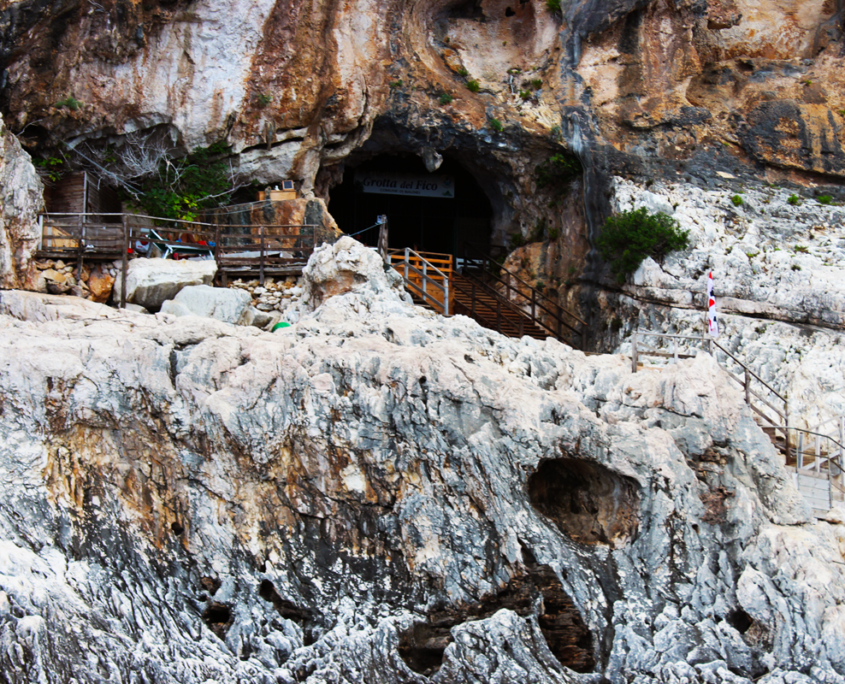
[529, 78, 543, 90]
[546, 0, 561, 11]
[137, 142, 235, 222]
[439, 92, 453, 105]
[466, 80, 480, 93]
[457, 67, 469, 77]
[519, 89, 532, 100]
[389, 80, 403, 89]
[596, 207, 690, 283]
[817, 194, 833, 205]
[509, 232, 526, 249]
[731, 194, 743, 207]
[536, 152, 582, 190]
[793, 244, 809, 253]
[55, 96, 81, 111]
[34, 156, 65, 182]
[548, 227, 559, 240]
[489, 118, 503, 132]
[787, 193, 801, 206]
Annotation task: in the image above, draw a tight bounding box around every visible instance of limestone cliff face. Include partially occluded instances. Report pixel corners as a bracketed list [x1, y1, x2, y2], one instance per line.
[3, 0, 845, 241]
[1, 240, 844, 683]
[0, 113, 42, 289]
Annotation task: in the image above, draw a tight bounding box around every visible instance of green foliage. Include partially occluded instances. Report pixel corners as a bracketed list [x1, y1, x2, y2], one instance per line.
[546, 0, 561, 11]
[489, 118, 503, 132]
[509, 232, 526, 249]
[529, 78, 543, 90]
[466, 80, 480, 93]
[548, 227, 559, 240]
[787, 193, 801, 206]
[34, 156, 65, 182]
[596, 207, 690, 283]
[55, 96, 81, 111]
[530, 219, 547, 242]
[817, 194, 833, 205]
[457, 67, 469, 77]
[792, 264, 802, 271]
[389, 80, 404, 89]
[519, 89, 532, 100]
[137, 142, 234, 222]
[549, 125, 561, 141]
[793, 244, 809, 253]
[536, 153, 582, 191]
[439, 92, 453, 105]
[257, 93, 273, 106]
[730, 194, 744, 207]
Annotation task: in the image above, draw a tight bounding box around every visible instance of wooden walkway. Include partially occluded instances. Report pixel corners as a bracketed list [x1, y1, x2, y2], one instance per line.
[36, 213, 316, 303]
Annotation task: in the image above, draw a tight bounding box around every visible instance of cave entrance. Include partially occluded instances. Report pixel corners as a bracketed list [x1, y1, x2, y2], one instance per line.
[328, 155, 493, 257]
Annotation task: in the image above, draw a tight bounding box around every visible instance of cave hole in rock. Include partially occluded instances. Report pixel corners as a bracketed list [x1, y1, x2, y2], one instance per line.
[505, 6, 515, 16]
[258, 579, 318, 645]
[170, 521, 184, 535]
[727, 607, 754, 634]
[328, 152, 493, 258]
[398, 556, 595, 676]
[528, 458, 641, 547]
[202, 602, 233, 639]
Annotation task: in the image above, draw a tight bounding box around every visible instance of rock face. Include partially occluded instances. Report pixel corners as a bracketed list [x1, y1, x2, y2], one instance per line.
[6, 0, 845, 252]
[113, 257, 218, 311]
[0, 113, 43, 290]
[0, 242, 844, 683]
[161, 284, 255, 325]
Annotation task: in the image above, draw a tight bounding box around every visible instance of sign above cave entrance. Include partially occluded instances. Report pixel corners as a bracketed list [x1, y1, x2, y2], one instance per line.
[356, 171, 455, 198]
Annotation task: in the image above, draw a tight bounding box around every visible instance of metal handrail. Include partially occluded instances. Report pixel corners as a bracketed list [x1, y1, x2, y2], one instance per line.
[397, 248, 451, 316]
[462, 243, 587, 330]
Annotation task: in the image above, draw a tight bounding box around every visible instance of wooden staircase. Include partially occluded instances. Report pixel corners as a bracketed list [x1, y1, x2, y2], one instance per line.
[451, 273, 548, 340]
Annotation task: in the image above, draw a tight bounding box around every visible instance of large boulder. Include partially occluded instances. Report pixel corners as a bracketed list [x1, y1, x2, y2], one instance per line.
[0, 114, 43, 290]
[113, 257, 217, 311]
[160, 284, 254, 325]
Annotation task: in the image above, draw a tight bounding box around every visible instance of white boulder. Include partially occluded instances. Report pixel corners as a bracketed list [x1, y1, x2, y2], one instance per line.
[113, 258, 217, 311]
[160, 284, 252, 325]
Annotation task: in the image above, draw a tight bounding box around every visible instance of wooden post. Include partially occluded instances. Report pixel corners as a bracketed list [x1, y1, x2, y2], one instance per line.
[121, 215, 128, 309]
[404, 248, 409, 283]
[744, 368, 751, 405]
[378, 216, 388, 264]
[259, 225, 266, 286]
[531, 289, 536, 321]
[632, 331, 638, 373]
[76, 214, 84, 282]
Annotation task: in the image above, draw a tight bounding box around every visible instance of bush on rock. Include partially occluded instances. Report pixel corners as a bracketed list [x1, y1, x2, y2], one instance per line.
[596, 207, 690, 283]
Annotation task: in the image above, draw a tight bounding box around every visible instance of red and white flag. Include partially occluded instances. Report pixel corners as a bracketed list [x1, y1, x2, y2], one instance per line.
[707, 272, 719, 337]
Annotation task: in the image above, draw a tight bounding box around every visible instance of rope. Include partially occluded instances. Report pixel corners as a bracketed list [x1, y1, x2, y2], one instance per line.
[345, 222, 381, 238]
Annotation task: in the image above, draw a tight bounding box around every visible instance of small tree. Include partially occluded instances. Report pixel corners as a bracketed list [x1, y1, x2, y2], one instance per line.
[596, 207, 690, 283]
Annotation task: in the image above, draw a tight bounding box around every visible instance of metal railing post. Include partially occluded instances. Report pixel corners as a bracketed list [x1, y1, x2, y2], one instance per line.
[496, 299, 501, 333]
[121, 215, 128, 309]
[744, 368, 751, 405]
[632, 331, 638, 373]
[797, 432, 804, 470]
[444, 271, 450, 316]
[76, 214, 85, 282]
[840, 416, 845, 489]
[816, 434, 822, 473]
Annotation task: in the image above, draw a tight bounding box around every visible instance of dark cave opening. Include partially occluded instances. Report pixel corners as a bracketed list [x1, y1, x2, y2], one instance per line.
[327, 153, 493, 258]
[258, 579, 318, 645]
[201, 602, 233, 639]
[727, 608, 754, 634]
[170, 521, 184, 535]
[528, 458, 641, 547]
[398, 557, 595, 676]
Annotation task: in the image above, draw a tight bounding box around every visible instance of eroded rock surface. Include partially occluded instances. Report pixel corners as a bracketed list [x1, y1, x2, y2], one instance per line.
[0, 240, 843, 683]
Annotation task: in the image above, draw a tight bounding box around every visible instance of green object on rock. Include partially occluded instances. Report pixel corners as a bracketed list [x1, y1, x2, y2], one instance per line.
[272, 322, 291, 332]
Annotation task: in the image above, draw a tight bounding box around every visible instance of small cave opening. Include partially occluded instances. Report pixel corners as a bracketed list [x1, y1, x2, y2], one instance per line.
[327, 153, 493, 258]
[505, 6, 515, 16]
[258, 579, 318, 645]
[202, 602, 232, 639]
[398, 555, 595, 676]
[170, 521, 184, 535]
[727, 607, 754, 634]
[528, 458, 641, 547]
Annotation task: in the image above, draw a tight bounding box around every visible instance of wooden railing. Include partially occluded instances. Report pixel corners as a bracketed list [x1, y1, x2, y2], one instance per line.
[37, 213, 315, 303]
[389, 248, 452, 315]
[461, 243, 586, 346]
[451, 275, 535, 337]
